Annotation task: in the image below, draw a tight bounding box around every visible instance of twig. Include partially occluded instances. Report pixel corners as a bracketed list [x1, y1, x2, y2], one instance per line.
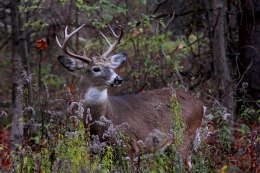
[152, 0, 168, 15]
[0, 36, 11, 51]
[163, 11, 175, 32]
[236, 46, 256, 88]
[0, 2, 9, 8]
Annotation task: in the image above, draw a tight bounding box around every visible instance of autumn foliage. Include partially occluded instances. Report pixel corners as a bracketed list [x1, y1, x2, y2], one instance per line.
[0, 126, 11, 170]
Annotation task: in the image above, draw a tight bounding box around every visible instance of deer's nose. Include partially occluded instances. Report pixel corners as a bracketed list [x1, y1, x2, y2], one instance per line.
[114, 76, 123, 85]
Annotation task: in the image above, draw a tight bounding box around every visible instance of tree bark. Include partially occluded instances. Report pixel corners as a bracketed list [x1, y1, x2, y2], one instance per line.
[10, 56, 24, 147]
[238, 0, 260, 104]
[210, 0, 234, 120]
[10, 0, 24, 148]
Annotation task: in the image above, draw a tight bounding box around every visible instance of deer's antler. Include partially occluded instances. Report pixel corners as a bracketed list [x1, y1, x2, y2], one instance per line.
[100, 25, 123, 58]
[56, 24, 92, 63]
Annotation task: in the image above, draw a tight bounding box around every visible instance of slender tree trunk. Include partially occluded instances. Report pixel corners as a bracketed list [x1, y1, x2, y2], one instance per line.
[10, 0, 24, 147]
[10, 56, 25, 147]
[20, 35, 32, 103]
[210, 0, 234, 120]
[238, 0, 260, 104]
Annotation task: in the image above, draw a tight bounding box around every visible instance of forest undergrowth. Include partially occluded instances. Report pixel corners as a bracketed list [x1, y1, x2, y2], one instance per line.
[0, 87, 259, 173]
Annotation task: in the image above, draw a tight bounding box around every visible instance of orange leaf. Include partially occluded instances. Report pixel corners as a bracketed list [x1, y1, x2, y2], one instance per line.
[132, 29, 140, 37]
[36, 38, 48, 50]
[67, 84, 75, 93]
[1, 156, 11, 170]
[177, 44, 184, 50]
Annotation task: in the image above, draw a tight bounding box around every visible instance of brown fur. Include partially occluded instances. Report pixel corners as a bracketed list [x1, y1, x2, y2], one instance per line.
[84, 87, 204, 161]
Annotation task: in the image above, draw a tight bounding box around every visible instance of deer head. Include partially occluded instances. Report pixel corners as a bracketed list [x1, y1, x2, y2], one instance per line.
[56, 25, 126, 89]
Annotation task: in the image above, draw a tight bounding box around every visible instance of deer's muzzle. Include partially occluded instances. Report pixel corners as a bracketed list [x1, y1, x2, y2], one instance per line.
[112, 76, 123, 86]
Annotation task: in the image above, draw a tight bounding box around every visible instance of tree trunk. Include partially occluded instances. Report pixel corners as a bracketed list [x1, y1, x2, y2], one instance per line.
[10, 56, 25, 147]
[210, 0, 234, 120]
[238, 0, 260, 104]
[10, 0, 24, 148]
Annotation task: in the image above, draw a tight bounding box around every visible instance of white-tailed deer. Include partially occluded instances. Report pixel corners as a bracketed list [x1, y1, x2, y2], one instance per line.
[56, 24, 204, 163]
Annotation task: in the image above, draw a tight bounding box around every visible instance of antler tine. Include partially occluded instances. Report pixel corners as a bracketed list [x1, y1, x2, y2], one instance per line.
[99, 31, 111, 46]
[56, 24, 92, 63]
[101, 25, 123, 58]
[108, 25, 119, 37]
[56, 36, 63, 48]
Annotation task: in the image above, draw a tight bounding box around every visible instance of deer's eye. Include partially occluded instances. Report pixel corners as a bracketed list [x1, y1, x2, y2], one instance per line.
[93, 67, 101, 72]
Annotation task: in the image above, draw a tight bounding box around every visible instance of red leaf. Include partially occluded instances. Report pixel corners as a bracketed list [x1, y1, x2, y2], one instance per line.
[67, 84, 75, 93]
[1, 156, 11, 170]
[36, 38, 48, 50]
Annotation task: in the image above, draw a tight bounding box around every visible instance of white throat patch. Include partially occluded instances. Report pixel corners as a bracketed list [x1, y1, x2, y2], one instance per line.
[84, 87, 108, 104]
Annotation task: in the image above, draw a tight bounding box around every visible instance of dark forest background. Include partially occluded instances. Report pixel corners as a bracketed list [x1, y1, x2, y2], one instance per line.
[0, 0, 259, 172]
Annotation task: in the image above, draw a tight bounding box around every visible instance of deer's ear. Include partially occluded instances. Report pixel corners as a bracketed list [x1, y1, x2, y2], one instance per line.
[109, 53, 127, 68]
[58, 56, 84, 71]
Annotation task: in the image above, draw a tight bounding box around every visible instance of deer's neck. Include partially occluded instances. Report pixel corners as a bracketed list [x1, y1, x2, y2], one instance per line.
[80, 85, 111, 120]
[83, 87, 108, 105]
